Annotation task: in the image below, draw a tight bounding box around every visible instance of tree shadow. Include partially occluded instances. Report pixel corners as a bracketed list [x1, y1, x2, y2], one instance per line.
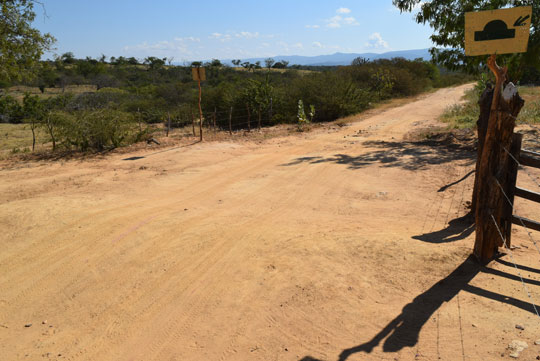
[300, 254, 540, 361]
[122, 140, 201, 161]
[282, 135, 476, 171]
[413, 214, 475, 244]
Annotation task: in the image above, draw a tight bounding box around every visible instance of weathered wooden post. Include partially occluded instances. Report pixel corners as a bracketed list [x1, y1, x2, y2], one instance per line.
[473, 55, 524, 263]
[465, 6, 532, 264]
[471, 86, 493, 215]
[192, 66, 206, 141]
[198, 79, 203, 141]
[190, 107, 195, 137]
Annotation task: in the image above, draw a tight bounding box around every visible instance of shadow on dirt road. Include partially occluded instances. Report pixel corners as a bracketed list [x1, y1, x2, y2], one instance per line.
[300, 253, 540, 361]
[282, 135, 476, 171]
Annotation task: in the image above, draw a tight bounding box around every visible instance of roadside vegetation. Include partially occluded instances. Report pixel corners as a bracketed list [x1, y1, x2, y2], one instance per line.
[0, 55, 473, 155]
[440, 82, 540, 129]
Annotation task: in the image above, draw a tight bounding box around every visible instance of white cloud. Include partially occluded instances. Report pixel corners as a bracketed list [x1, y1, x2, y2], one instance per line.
[173, 36, 200, 42]
[327, 15, 342, 28]
[292, 42, 303, 49]
[326, 12, 359, 28]
[210, 31, 262, 42]
[365, 32, 389, 49]
[123, 37, 197, 57]
[236, 31, 259, 39]
[312, 41, 323, 48]
[343, 17, 359, 25]
[210, 33, 232, 42]
[305, 24, 320, 29]
[336, 7, 351, 14]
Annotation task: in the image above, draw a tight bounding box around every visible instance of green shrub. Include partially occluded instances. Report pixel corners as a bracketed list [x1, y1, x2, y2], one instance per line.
[0, 95, 24, 123]
[57, 109, 144, 151]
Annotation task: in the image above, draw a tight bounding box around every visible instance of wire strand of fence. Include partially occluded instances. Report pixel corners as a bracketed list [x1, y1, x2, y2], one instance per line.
[443, 167, 463, 226]
[420, 193, 443, 235]
[502, 145, 540, 189]
[456, 166, 474, 219]
[494, 178, 540, 257]
[456, 293, 466, 361]
[429, 192, 447, 233]
[490, 213, 540, 319]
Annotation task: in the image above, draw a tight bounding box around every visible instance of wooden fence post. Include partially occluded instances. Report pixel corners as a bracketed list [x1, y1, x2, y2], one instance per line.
[471, 87, 493, 215]
[473, 55, 525, 264]
[229, 107, 233, 135]
[197, 73, 203, 141]
[213, 107, 217, 130]
[191, 107, 196, 137]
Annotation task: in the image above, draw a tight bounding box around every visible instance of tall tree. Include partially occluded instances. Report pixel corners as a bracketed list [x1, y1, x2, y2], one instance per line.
[0, 0, 55, 84]
[393, 0, 539, 80]
[264, 58, 275, 69]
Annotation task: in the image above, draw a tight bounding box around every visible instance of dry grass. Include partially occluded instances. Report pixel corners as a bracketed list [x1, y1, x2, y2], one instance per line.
[440, 85, 540, 128]
[0, 123, 49, 158]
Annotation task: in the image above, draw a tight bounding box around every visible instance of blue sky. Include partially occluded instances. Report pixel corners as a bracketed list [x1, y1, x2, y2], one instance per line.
[34, 0, 433, 62]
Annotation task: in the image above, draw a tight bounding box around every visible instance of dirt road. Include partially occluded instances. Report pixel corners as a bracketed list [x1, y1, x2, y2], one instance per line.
[2, 84, 540, 361]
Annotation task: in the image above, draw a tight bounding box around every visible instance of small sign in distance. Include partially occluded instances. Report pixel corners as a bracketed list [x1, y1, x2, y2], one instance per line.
[465, 6, 532, 56]
[192, 67, 206, 82]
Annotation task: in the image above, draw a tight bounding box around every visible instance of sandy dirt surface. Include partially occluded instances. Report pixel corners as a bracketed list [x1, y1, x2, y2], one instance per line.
[2, 84, 540, 361]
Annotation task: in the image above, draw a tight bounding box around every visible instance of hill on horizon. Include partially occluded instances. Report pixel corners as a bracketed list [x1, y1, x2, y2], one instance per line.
[195, 48, 432, 67]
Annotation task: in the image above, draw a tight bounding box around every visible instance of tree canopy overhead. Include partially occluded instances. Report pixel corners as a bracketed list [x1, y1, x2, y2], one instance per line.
[0, 0, 55, 84]
[393, 0, 539, 80]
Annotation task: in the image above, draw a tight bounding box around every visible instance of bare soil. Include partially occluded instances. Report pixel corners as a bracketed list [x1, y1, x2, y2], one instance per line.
[2, 84, 540, 361]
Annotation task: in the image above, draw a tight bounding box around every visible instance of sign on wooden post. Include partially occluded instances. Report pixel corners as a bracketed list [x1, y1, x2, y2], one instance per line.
[465, 6, 532, 56]
[191, 67, 206, 81]
[466, 6, 531, 263]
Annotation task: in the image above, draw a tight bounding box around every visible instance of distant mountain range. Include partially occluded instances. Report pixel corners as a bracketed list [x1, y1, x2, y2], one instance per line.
[217, 48, 432, 67]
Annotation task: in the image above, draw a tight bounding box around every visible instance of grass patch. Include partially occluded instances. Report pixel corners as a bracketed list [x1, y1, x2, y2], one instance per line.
[0, 123, 48, 157]
[440, 88, 480, 129]
[440, 85, 540, 129]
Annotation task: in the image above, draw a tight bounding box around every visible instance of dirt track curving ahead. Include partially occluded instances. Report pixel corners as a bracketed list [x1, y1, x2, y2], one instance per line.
[2, 84, 540, 361]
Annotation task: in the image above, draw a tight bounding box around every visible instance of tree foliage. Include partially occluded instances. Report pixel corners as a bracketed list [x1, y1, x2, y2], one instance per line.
[393, 0, 539, 80]
[0, 0, 55, 84]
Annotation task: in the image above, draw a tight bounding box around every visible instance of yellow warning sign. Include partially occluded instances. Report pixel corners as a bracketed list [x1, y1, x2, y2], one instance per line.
[465, 6, 532, 56]
[192, 67, 206, 81]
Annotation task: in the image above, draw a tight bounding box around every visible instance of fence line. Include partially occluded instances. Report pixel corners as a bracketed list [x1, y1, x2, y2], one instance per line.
[491, 214, 540, 319]
[502, 145, 540, 190]
[495, 178, 540, 258]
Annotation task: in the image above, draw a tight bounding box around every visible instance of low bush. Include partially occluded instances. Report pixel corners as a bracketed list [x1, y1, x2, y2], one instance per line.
[56, 109, 146, 151]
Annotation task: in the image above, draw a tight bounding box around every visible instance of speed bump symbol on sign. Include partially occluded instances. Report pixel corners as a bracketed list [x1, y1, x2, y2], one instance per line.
[465, 6, 532, 56]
